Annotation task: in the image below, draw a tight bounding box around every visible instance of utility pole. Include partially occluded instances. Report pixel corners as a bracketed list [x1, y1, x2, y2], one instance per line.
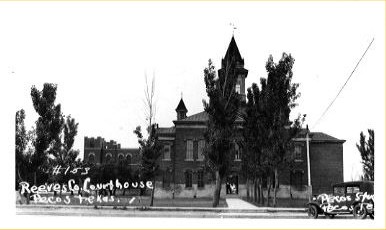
[306, 125, 312, 202]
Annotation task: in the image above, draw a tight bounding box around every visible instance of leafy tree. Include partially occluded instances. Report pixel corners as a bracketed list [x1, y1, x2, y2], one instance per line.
[202, 59, 240, 207]
[356, 129, 374, 181]
[261, 53, 304, 206]
[47, 115, 80, 195]
[30, 83, 64, 185]
[242, 83, 268, 204]
[243, 54, 304, 207]
[15, 109, 29, 186]
[48, 115, 79, 165]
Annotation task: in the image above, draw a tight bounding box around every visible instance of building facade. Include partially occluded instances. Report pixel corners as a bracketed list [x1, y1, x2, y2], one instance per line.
[83, 136, 140, 168]
[155, 36, 345, 199]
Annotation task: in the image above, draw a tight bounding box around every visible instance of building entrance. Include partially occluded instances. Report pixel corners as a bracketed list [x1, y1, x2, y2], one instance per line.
[226, 174, 239, 194]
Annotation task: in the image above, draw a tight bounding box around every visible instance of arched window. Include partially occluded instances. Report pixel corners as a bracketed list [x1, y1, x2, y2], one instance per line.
[105, 153, 112, 164]
[118, 153, 124, 162]
[234, 142, 241, 161]
[88, 153, 95, 163]
[235, 79, 241, 94]
[126, 154, 132, 165]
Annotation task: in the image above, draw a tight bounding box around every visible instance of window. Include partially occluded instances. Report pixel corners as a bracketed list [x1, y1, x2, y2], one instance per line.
[235, 143, 241, 161]
[347, 186, 360, 194]
[293, 145, 302, 161]
[185, 170, 192, 188]
[118, 153, 124, 162]
[88, 153, 95, 163]
[163, 170, 171, 188]
[197, 170, 204, 188]
[334, 186, 345, 196]
[163, 145, 171, 161]
[105, 153, 112, 164]
[126, 154, 132, 165]
[291, 169, 304, 190]
[235, 84, 241, 94]
[197, 140, 205, 161]
[186, 140, 193, 161]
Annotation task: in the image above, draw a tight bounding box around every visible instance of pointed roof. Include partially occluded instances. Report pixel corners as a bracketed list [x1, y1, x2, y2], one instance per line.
[223, 36, 244, 66]
[175, 98, 188, 112]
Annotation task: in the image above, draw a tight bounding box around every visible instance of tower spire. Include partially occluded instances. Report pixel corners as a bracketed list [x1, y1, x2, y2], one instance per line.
[218, 35, 248, 102]
[175, 97, 188, 120]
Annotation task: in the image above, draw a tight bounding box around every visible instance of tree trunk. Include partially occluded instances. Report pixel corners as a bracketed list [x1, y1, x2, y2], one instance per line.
[150, 178, 156, 207]
[256, 178, 261, 204]
[273, 168, 279, 207]
[17, 168, 23, 183]
[24, 191, 30, 205]
[253, 178, 258, 203]
[33, 172, 37, 186]
[246, 178, 250, 200]
[266, 176, 271, 207]
[78, 179, 82, 195]
[258, 178, 263, 205]
[212, 170, 222, 207]
[250, 179, 254, 201]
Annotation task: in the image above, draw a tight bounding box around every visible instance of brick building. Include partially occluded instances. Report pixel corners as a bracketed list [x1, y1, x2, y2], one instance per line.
[83, 136, 140, 168]
[155, 36, 345, 198]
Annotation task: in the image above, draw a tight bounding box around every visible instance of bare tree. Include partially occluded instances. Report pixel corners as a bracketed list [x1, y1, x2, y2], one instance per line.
[143, 73, 157, 131]
[134, 73, 162, 207]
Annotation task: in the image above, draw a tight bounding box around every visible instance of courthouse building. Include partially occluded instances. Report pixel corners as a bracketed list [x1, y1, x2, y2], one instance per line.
[155, 36, 346, 198]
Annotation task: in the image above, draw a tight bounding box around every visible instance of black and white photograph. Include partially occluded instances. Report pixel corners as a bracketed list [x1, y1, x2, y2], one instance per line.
[1, 1, 385, 229]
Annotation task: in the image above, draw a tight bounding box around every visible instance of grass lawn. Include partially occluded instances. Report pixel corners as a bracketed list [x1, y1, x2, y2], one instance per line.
[153, 197, 227, 208]
[242, 197, 308, 208]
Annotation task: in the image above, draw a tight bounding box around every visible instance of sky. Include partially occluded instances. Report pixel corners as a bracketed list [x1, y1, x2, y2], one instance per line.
[1, 1, 384, 184]
[0, 1, 385, 228]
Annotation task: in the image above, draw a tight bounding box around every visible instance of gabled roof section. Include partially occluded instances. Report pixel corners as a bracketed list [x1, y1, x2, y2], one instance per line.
[310, 132, 345, 143]
[223, 36, 244, 66]
[181, 111, 208, 122]
[295, 129, 345, 143]
[175, 98, 188, 112]
[157, 126, 176, 134]
[175, 110, 244, 124]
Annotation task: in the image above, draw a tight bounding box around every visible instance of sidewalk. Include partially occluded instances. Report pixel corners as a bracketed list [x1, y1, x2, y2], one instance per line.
[226, 198, 258, 209]
[225, 198, 306, 212]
